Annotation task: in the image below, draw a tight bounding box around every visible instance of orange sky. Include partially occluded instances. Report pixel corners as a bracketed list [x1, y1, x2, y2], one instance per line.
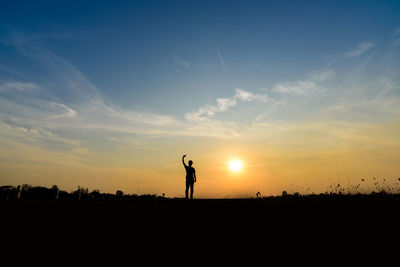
[1, 119, 399, 197]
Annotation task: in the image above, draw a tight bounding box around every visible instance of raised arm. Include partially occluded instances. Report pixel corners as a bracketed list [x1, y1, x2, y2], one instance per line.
[182, 154, 187, 167]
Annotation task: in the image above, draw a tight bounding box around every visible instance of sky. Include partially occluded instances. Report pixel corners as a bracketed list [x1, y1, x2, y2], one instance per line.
[0, 0, 400, 197]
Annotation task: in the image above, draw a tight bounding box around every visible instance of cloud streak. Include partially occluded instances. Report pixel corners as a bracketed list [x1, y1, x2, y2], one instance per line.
[49, 102, 77, 119]
[174, 55, 190, 71]
[185, 88, 270, 122]
[0, 82, 39, 93]
[235, 88, 270, 102]
[217, 51, 227, 70]
[345, 42, 375, 57]
[272, 69, 334, 95]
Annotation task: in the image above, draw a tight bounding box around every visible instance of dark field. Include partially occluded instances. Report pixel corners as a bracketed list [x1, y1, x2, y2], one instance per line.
[3, 193, 400, 227]
[2, 194, 400, 257]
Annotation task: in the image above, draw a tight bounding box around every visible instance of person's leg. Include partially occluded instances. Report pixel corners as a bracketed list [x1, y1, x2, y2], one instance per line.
[185, 180, 189, 199]
[190, 182, 194, 199]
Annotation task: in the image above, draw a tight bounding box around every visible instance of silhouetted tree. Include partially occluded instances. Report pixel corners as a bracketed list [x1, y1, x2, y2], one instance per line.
[74, 186, 89, 200]
[90, 189, 101, 200]
[116, 190, 124, 199]
[0, 186, 15, 200]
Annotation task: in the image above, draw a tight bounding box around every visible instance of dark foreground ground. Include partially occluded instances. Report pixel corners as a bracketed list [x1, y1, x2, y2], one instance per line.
[2, 194, 400, 259]
[3, 193, 400, 227]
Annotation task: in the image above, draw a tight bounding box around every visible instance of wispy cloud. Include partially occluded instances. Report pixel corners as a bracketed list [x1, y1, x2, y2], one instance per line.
[217, 50, 226, 70]
[185, 98, 237, 121]
[185, 89, 270, 122]
[174, 55, 190, 70]
[272, 69, 334, 95]
[234, 88, 270, 102]
[0, 32, 187, 146]
[49, 102, 77, 119]
[0, 82, 39, 93]
[321, 105, 349, 113]
[0, 121, 83, 154]
[0, 121, 91, 168]
[273, 80, 318, 94]
[344, 42, 375, 57]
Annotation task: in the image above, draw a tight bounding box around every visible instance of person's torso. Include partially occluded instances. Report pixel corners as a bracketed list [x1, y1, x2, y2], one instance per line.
[185, 166, 195, 179]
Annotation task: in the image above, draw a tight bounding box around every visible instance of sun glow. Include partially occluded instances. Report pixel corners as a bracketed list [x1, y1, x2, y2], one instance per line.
[229, 160, 243, 172]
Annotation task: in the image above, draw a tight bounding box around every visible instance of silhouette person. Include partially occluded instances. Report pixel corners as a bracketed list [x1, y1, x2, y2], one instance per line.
[182, 154, 196, 199]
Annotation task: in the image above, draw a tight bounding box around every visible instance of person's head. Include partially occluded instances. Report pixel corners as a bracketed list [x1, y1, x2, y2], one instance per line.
[188, 160, 193, 166]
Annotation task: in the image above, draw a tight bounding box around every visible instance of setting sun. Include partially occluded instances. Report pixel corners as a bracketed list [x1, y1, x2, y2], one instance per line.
[229, 160, 243, 172]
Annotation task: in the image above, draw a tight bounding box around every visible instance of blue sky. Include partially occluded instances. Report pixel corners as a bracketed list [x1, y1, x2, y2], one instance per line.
[1, 0, 399, 115]
[0, 1, 400, 195]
